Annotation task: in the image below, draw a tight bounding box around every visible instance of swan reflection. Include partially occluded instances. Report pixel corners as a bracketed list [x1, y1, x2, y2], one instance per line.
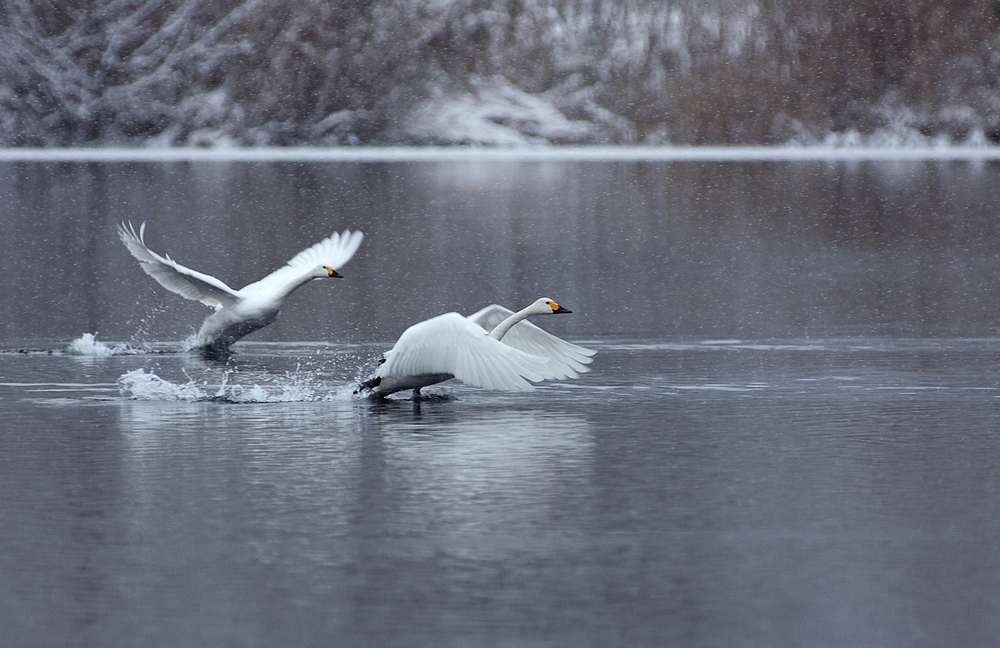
[371, 403, 595, 541]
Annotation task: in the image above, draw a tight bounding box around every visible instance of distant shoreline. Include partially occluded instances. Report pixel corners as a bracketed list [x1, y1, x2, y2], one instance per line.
[2, 145, 1000, 163]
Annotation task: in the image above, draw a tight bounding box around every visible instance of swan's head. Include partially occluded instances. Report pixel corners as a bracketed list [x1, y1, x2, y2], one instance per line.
[321, 265, 344, 279]
[532, 298, 572, 315]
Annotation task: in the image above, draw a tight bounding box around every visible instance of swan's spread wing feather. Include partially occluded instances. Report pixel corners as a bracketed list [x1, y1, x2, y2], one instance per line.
[240, 229, 364, 296]
[467, 304, 597, 380]
[379, 313, 551, 391]
[118, 222, 240, 310]
[467, 304, 515, 333]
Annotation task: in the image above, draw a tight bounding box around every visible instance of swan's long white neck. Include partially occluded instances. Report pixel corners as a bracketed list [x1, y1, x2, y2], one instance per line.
[489, 306, 536, 341]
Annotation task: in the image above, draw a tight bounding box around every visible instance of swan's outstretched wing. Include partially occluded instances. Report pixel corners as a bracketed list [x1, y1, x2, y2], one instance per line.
[467, 304, 596, 379]
[379, 313, 552, 391]
[118, 222, 241, 311]
[240, 229, 364, 296]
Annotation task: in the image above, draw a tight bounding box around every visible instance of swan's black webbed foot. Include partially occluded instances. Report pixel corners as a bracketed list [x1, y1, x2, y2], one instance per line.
[354, 375, 381, 395]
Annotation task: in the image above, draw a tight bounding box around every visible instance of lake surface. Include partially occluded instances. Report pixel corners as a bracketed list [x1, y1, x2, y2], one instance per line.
[3, 153, 1000, 646]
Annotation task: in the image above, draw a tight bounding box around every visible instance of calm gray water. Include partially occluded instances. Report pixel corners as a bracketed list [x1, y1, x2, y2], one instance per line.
[3, 156, 1000, 646]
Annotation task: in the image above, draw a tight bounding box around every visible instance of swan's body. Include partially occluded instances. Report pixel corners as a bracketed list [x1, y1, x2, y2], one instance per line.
[119, 222, 363, 355]
[358, 298, 595, 397]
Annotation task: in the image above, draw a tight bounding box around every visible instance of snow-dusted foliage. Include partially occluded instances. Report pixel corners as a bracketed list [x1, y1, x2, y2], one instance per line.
[1, 0, 999, 146]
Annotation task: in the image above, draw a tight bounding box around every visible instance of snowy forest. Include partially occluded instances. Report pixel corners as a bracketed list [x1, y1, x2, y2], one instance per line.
[2, 0, 1000, 147]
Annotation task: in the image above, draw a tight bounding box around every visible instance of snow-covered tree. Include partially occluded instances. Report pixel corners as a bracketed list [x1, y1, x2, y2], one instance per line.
[1, 0, 998, 146]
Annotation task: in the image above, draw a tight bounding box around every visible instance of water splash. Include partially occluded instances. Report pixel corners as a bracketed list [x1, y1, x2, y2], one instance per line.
[117, 369, 207, 401]
[64, 333, 141, 356]
[117, 368, 357, 403]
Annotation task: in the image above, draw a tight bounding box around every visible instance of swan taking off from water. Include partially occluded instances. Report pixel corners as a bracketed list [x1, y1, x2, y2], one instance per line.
[358, 298, 595, 397]
[119, 221, 363, 355]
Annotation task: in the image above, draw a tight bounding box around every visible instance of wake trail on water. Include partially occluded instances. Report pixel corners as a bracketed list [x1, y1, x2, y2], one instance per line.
[0, 333, 153, 356]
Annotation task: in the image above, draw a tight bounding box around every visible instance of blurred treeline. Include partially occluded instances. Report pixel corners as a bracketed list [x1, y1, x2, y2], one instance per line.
[2, 0, 998, 146]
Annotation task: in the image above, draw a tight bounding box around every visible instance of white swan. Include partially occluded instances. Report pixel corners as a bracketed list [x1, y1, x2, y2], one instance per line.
[119, 221, 363, 355]
[358, 298, 595, 397]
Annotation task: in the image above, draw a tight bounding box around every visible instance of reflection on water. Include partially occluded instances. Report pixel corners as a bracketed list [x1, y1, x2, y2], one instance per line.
[3, 338, 1000, 645]
[376, 407, 593, 543]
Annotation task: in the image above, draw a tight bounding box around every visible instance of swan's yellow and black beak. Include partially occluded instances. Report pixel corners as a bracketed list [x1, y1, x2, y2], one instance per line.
[550, 301, 572, 314]
[324, 266, 344, 278]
